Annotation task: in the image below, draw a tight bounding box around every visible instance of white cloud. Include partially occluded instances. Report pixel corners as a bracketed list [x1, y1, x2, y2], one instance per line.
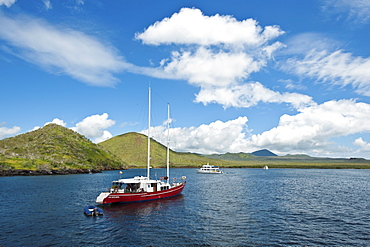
[282, 49, 370, 96]
[0, 13, 130, 86]
[161, 47, 263, 87]
[250, 99, 370, 155]
[29, 115, 114, 143]
[71, 113, 115, 143]
[194, 82, 315, 109]
[94, 130, 113, 143]
[31, 118, 66, 132]
[43, 0, 52, 10]
[44, 118, 66, 127]
[281, 33, 341, 56]
[0, 125, 21, 139]
[136, 7, 284, 46]
[136, 8, 293, 109]
[323, 0, 370, 23]
[280, 79, 307, 91]
[0, 0, 16, 7]
[144, 99, 370, 158]
[353, 137, 370, 151]
[145, 116, 251, 155]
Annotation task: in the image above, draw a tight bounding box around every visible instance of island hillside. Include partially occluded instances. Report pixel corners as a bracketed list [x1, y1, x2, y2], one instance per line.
[1, 124, 370, 176]
[0, 124, 125, 175]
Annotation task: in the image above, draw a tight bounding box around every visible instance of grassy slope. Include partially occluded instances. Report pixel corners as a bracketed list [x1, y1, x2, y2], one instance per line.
[0, 124, 125, 171]
[100, 132, 370, 169]
[99, 132, 219, 167]
[2, 128, 370, 171]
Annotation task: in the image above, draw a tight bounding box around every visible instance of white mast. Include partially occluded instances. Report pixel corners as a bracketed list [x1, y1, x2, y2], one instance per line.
[147, 87, 151, 181]
[166, 103, 170, 181]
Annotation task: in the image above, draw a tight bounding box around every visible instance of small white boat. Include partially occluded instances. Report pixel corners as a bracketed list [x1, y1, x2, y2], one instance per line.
[197, 163, 223, 174]
[263, 166, 269, 170]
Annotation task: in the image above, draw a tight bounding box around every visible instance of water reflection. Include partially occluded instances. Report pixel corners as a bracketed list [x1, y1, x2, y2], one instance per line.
[93, 195, 187, 246]
[2, 169, 370, 246]
[102, 194, 185, 218]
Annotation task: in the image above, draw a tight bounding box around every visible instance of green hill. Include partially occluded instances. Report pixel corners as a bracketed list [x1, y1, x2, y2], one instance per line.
[2, 126, 370, 173]
[99, 132, 218, 168]
[0, 124, 125, 172]
[100, 133, 370, 169]
[204, 152, 255, 161]
[202, 150, 370, 168]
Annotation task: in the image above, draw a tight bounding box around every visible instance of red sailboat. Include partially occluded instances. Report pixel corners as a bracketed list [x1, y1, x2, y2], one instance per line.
[96, 88, 186, 204]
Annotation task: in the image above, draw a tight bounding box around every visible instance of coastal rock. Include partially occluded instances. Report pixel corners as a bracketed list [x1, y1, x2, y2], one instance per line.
[0, 169, 102, 177]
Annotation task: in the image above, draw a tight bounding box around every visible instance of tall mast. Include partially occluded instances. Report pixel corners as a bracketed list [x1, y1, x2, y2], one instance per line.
[166, 103, 170, 180]
[147, 87, 151, 180]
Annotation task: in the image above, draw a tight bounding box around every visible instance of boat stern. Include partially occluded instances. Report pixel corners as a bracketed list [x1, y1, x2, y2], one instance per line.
[96, 192, 110, 204]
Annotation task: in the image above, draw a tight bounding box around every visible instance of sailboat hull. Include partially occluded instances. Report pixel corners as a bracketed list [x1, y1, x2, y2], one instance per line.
[95, 88, 186, 205]
[96, 182, 186, 205]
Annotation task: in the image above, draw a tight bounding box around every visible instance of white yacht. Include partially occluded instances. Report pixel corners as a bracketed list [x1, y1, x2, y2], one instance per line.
[197, 163, 223, 174]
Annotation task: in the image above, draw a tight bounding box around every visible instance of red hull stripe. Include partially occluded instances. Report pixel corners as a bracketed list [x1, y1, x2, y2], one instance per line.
[103, 182, 186, 204]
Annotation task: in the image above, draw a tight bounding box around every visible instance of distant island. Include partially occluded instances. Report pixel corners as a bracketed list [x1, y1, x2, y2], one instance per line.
[1, 124, 370, 176]
[251, 149, 277, 157]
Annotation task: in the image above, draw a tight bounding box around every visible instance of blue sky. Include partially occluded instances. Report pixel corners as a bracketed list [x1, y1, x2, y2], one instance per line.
[1, 0, 370, 158]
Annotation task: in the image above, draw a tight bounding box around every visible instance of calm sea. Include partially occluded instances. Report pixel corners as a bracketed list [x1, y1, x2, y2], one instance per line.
[1, 168, 369, 246]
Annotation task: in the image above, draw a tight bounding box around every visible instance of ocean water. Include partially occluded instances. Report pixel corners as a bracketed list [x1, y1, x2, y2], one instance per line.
[1, 168, 369, 246]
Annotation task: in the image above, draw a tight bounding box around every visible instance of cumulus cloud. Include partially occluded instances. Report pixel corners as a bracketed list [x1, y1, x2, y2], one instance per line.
[144, 116, 251, 154]
[32, 118, 67, 131]
[0, 0, 16, 7]
[282, 49, 370, 96]
[71, 113, 115, 143]
[29, 115, 114, 143]
[353, 138, 370, 151]
[143, 99, 370, 158]
[0, 12, 130, 86]
[136, 7, 284, 46]
[94, 130, 113, 143]
[0, 125, 21, 139]
[161, 47, 265, 88]
[194, 82, 315, 109]
[45, 118, 66, 127]
[250, 99, 370, 155]
[135, 8, 297, 109]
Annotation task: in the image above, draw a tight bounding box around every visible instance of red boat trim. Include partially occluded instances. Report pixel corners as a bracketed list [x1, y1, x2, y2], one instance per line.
[101, 182, 186, 204]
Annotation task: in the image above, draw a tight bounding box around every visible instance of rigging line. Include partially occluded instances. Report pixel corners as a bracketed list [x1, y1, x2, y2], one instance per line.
[151, 88, 170, 105]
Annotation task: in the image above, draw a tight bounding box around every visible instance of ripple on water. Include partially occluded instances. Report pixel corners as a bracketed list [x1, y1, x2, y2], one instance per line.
[1, 169, 370, 246]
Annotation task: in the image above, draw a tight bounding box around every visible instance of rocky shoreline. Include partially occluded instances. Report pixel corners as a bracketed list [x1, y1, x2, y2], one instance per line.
[0, 168, 102, 177]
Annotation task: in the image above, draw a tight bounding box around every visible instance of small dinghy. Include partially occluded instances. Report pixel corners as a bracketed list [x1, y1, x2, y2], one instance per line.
[84, 205, 103, 216]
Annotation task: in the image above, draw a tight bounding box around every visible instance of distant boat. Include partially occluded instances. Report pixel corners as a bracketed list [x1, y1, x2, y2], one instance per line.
[197, 163, 223, 174]
[95, 88, 186, 205]
[263, 166, 269, 170]
[84, 205, 103, 216]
